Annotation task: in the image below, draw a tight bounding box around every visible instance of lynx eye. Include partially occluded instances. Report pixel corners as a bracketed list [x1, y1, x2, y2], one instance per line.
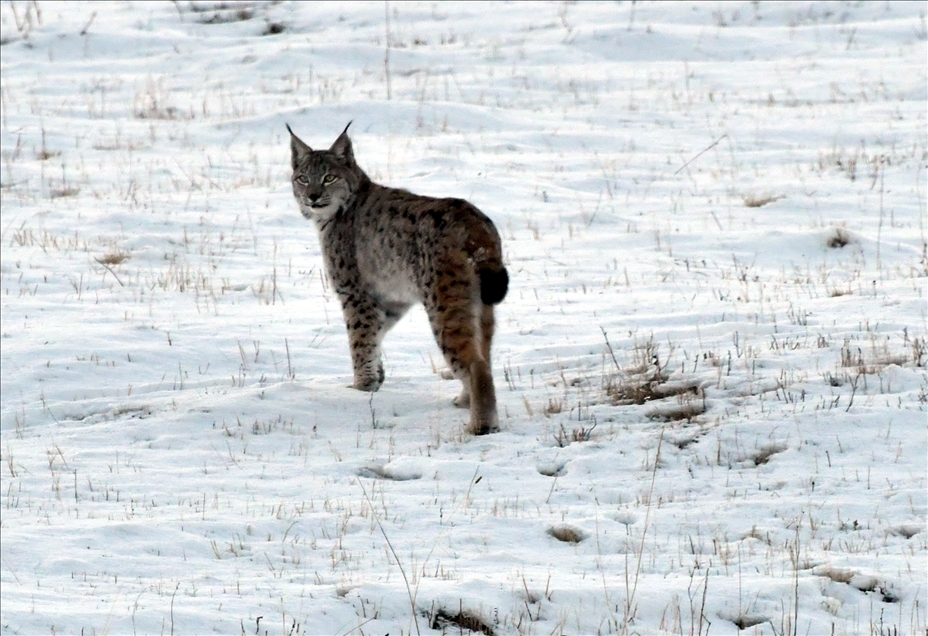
[322, 174, 338, 185]
[294, 175, 308, 185]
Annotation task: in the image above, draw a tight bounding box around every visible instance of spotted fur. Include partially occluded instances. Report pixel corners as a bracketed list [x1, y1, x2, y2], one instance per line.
[287, 123, 508, 435]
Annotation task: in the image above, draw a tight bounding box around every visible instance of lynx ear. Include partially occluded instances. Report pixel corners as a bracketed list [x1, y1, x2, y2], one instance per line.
[329, 121, 355, 165]
[287, 123, 312, 170]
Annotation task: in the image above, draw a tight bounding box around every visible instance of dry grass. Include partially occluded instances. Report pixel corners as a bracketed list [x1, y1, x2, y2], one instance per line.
[605, 367, 704, 418]
[553, 421, 596, 447]
[191, 3, 254, 24]
[751, 443, 787, 466]
[645, 399, 706, 422]
[96, 252, 129, 266]
[49, 187, 80, 199]
[602, 334, 707, 422]
[826, 227, 852, 248]
[606, 370, 670, 405]
[741, 193, 784, 208]
[814, 565, 855, 584]
[356, 464, 421, 481]
[731, 614, 768, 629]
[548, 525, 585, 543]
[430, 606, 495, 636]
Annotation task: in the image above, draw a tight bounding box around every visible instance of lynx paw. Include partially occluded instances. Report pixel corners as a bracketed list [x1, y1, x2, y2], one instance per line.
[467, 411, 499, 436]
[353, 362, 384, 392]
[467, 360, 498, 435]
[452, 389, 470, 409]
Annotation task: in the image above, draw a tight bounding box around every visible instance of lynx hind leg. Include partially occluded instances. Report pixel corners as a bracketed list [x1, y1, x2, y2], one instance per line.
[453, 304, 496, 409]
[480, 304, 495, 366]
[427, 270, 498, 435]
[467, 358, 497, 435]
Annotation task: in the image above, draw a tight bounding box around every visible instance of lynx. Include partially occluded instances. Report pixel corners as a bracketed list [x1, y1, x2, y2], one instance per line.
[287, 123, 508, 435]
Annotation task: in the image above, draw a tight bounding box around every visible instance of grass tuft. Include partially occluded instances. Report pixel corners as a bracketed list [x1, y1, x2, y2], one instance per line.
[741, 193, 783, 208]
[553, 421, 596, 447]
[356, 465, 421, 481]
[751, 443, 787, 466]
[49, 187, 80, 199]
[97, 252, 129, 266]
[826, 227, 852, 248]
[197, 6, 253, 24]
[731, 614, 768, 629]
[645, 400, 706, 422]
[548, 525, 585, 543]
[429, 606, 495, 636]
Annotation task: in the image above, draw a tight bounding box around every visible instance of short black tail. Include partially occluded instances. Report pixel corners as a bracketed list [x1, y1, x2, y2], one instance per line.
[479, 267, 509, 305]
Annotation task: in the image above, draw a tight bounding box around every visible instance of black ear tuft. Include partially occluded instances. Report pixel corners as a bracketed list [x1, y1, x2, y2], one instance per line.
[288, 124, 312, 170]
[329, 123, 355, 165]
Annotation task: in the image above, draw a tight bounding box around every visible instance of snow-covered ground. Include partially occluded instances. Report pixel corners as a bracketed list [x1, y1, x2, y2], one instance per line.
[1, 2, 925, 634]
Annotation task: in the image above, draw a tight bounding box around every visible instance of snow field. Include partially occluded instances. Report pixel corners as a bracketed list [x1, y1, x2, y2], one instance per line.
[1, 2, 926, 634]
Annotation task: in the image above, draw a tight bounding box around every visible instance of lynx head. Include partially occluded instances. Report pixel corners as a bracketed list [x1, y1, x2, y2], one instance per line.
[287, 122, 365, 223]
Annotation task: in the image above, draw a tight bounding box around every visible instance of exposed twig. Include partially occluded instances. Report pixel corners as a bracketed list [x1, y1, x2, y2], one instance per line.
[674, 133, 728, 176]
[169, 581, 179, 636]
[94, 257, 125, 287]
[624, 427, 664, 635]
[285, 337, 293, 380]
[358, 477, 420, 635]
[601, 327, 621, 372]
[80, 11, 97, 36]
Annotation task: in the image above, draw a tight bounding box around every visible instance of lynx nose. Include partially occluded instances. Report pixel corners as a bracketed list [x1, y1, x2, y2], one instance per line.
[308, 192, 320, 203]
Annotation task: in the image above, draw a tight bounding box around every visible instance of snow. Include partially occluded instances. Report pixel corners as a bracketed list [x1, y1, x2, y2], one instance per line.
[1, 1, 925, 634]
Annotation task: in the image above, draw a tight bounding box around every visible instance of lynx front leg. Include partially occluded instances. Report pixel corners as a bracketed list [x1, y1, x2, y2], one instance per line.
[340, 295, 405, 392]
[346, 326, 383, 392]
